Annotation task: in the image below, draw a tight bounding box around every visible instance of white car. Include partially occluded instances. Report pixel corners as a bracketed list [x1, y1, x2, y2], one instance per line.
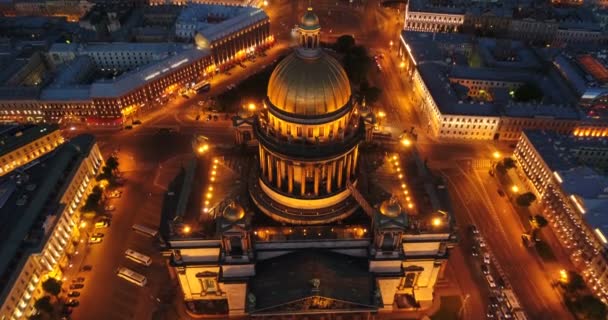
[486, 275, 496, 288]
[109, 191, 122, 198]
[478, 237, 487, 247]
[483, 253, 491, 264]
[94, 221, 109, 229]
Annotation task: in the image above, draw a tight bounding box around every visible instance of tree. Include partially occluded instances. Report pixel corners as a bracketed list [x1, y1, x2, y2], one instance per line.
[357, 81, 382, 105]
[28, 314, 43, 320]
[516, 192, 537, 207]
[342, 45, 372, 84]
[513, 83, 543, 102]
[82, 186, 103, 213]
[577, 294, 607, 320]
[105, 156, 119, 173]
[503, 157, 516, 169]
[333, 35, 355, 54]
[34, 296, 53, 314]
[565, 271, 586, 293]
[533, 215, 548, 228]
[41, 278, 62, 297]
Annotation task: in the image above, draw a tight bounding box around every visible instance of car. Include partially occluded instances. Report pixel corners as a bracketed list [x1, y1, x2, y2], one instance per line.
[89, 236, 103, 244]
[497, 189, 505, 197]
[483, 252, 491, 264]
[181, 94, 190, 99]
[67, 291, 80, 297]
[124, 125, 133, 130]
[471, 246, 480, 256]
[478, 237, 487, 247]
[486, 275, 497, 288]
[468, 224, 480, 236]
[213, 115, 218, 121]
[81, 265, 92, 271]
[108, 191, 122, 198]
[61, 305, 73, 315]
[132, 120, 142, 125]
[104, 205, 115, 211]
[92, 232, 104, 238]
[72, 277, 85, 283]
[195, 114, 200, 121]
[206, 114, 212, 121]
[66, 299, 79, 307]
[69, 284, 84, 290]
[481, 264, 490, 275]
[489, 296, 499, 308]
[94, 221, 108, 229]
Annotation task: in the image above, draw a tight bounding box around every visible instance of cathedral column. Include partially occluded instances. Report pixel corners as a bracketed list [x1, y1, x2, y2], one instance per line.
[326, 162, 333, 194]
[277, 159, 283, 189]
[314, 166, 320, 196]
[288, 163, 294, 194]
[300, 165, 306, 196]
[353, 147, 359, 173]
[346, 153, 353, 182]
[259, 148, 266, 174]
[267, 154, 273, 183]
[337, 159, 344, 189]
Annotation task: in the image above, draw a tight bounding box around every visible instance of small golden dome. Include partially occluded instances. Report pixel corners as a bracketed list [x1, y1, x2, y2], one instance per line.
[300, 8, 320, 30]
[267, 52, 351, 116]
[379, 198, 402, 218]
[223, 202, 245, 222]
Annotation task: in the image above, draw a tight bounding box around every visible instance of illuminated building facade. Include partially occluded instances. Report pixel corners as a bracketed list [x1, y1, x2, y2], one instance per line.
[0, 124, 64, 176]
[514, 130, 608, 302]
[164, 9, 455, 318]
[0, 8, 272, 126]
[0, 134, 103, 320]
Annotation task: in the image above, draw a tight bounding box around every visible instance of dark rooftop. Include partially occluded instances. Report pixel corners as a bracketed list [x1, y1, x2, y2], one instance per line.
[249, 250, 375, 311]
[0, 124, 59, 157]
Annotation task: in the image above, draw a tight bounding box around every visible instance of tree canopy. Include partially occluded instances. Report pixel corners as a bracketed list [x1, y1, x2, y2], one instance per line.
[533, 215, 548, 228]
[358, 81, 382, 105]
[34, 296, 53, 314]
[41, 278, 62, 297]
[333, 35, 355, 54]
[516, 192, 537, 207]
[513, 83, 543, 102]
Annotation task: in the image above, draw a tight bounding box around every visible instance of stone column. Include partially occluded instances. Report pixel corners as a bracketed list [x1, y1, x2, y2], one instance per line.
[300, 165, 306, 196]
[267, 154, 273, 183]
[337, 159, 344, 189]
[314, 166, 320, 196]
[353, 147, 359, 173]
[288, 164, 294, 194]
[345, 153, 353, 182]
[259, 148, 266, 174]
[326, 162, 333, 194]
[277, 159, 283, 189]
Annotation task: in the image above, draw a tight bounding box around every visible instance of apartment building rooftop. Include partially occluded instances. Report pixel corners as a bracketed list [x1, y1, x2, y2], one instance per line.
[0, 134, 95, 303]
[0, 124, 59, 157]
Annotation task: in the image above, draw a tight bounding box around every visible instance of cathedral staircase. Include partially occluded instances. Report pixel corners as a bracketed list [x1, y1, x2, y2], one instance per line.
[346, 179, 375, 217]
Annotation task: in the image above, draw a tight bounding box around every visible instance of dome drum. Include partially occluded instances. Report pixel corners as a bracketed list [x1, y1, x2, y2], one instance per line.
[253, 117, 364, 160]
[264, 97, 352, 125]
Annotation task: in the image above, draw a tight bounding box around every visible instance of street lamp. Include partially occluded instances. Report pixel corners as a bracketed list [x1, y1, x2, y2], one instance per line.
[248, 103, 256, 111]
[262, 0, 268, 6]
[389, 40, 394, 50]
[401, 137, 412, 147]
[432, 217, 442, 227]
[197, 144, 209, 154]
[511, 185, 519, 193]
[560, 269, 569, 283]
[182, 225, 191, 235]
[493, 151, 501, 160]
[399, 61, 405, 73]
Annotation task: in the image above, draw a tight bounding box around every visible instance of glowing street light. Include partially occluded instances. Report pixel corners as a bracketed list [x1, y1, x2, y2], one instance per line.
[197, 144, 209, 154]
[401, 137, 412, 147]
[80, 221, 87, 229]
[399, 61, 405, 69]
[511, 185, 519, 193]
[262, 0, 268, 6]
[492, 151, 501, 160]
[248, 103, 256, 111]
[432, 217, 442, 227]
[560, 269, 569, 283]
[183, 225, 191, 234]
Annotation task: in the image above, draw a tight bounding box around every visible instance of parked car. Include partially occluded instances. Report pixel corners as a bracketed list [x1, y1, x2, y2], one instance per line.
[94, 221, 108, 229]
[489, 296, 499, 308]
[66, 299, 79, 307]
[108, 190, 122, 198]
[483, 252, 491, 264]
[124, 125, 133, 130]
[104, 205, 115, 211]
[89, 236, 102, 244]
[92, 232, 104, 238]
[81, 265, 92, 271]
[486, 275, 497, 288]
[69, 284, 84, 290]
[132, 120, 142, 125]
[468, 224, 479, 236]
[497, 189, 505, 197]
[478, 237, 487, 247]
[471, 245, 480, 257]
[481, 264, 490, 275]
[72, 277, 85, 283]
[67, 291, 80, 297]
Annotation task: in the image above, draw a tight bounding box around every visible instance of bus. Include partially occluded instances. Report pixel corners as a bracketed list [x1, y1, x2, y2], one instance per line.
[125, 249, 152, 266]
[513, 310, 528, 320]
[132, 224, 158, 237]
[503, 289, 522, 311]
[193, 81, 211, 93]
[116, 267, 147, 287]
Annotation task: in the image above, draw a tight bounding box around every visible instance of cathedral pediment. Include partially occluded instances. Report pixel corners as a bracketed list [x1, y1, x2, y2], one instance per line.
[251, 295, 376, 315]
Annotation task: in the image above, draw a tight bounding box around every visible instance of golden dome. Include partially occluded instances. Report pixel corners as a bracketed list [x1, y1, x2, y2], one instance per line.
[267, 52, 351, 116]
[379, 198, 402, 218]
[223, 201, 245, 222]
[300, 8, 320, 30]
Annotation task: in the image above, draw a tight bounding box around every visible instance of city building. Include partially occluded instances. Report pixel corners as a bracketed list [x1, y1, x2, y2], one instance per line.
[149, 0, 266, 7]
[0, 6, 272, 126]
[403, 0, 606, 45]
[399, 31, 587, 141]
[162, 9, 456, 318]
[12, 0, 94, 22]
[0, 124, 64, 176]
[0, 134, 103, 320]
[513, 130, 608, 301]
